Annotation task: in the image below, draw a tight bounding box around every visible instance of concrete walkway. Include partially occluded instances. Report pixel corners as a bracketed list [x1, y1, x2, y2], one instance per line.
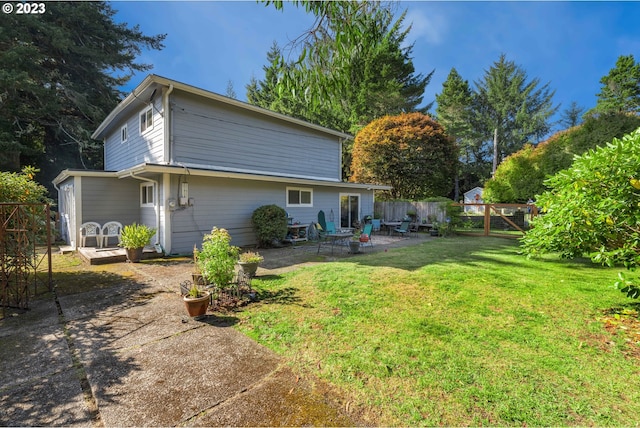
[1, 233, 431, 426]
[0, 265, 359, 426]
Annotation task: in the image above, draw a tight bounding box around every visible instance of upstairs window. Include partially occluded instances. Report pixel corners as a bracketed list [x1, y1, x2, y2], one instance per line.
[140, 106, 153, 134]
[287, 187, 313, 207]
[141, 183, 154, 207]
[120, 124, 128, 143]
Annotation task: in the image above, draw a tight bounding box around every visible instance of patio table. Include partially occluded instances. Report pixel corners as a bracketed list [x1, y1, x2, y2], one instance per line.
[381, 221, 401, 235]
[318, 232, 353, 255]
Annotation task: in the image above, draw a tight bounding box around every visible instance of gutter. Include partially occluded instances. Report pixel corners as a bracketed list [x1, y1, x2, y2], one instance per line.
[163, 84, 174, 164]
[127, 172, 161, 248]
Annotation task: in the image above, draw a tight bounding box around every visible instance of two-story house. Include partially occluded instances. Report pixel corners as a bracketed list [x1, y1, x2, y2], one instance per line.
[53, 75, 390, 255]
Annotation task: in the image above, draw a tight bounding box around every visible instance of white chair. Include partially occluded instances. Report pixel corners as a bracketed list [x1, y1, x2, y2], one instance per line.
[101, 221, 123, 248]
[80, 222, 102, 248]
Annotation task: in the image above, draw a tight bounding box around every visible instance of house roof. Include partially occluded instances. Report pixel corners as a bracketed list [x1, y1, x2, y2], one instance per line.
[53, 163, 392, 191]
[92, 74, 352, 141]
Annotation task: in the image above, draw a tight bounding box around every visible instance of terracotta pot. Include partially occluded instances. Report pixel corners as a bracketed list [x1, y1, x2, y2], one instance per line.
[183, 292, 210, 319]
[125, 247, 144, 263]
[359, 234, 369, 243]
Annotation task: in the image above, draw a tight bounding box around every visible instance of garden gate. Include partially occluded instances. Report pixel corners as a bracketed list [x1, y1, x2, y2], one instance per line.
[0, 203, 52, 311]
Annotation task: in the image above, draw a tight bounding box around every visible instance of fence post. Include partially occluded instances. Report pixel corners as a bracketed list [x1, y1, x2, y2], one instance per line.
[484, 204, 491, 236]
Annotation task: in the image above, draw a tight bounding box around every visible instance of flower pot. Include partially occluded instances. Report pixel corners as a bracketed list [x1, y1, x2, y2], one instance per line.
[359, 234, 369, 243]
[183, 292, 210, 319]
[238, 261, 260, 277]
[430, 229, 439, 237]
[125, 247, 144, 263]
[349, 240, 361, 254]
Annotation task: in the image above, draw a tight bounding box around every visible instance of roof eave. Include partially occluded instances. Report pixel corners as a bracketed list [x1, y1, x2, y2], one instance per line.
[117, 163, 391, 190]
[93, 74, 353, 141]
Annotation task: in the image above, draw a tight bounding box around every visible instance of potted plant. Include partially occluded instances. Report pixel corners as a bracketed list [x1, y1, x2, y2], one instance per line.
[180, 280, 210, 319]
[349, 231, 362, 254]
[119, 223, 156, 262]
[197, 227, 240, 288]
[238, 250, 263, 277]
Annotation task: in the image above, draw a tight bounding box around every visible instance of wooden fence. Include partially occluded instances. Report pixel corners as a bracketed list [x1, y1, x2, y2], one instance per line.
[373, 201, 448, 223]
[374, 201, 539, 238]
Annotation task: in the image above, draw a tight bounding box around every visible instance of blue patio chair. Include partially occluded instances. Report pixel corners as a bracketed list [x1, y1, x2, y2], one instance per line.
[393, 220, 410, 237]
[371, 219, 381, 234]
[361, 223, 373, 247]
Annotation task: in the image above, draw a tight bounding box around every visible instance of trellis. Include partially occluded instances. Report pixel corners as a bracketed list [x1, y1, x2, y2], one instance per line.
[0, 203, 52, 311]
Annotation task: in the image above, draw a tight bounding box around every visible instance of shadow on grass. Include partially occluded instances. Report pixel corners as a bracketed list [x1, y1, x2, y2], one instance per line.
[337, 236, 604, 273]
[251, 274, 305, 306]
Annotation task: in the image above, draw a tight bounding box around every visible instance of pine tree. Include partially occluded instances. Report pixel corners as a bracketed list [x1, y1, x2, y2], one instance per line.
[559, 101, 585, 128]
[0, 1, 165, 191]
[590, 54, 640, 115]
[474, 54, 557, 174]
[436, 68, 486, 198]
[252, 3, 432, 180]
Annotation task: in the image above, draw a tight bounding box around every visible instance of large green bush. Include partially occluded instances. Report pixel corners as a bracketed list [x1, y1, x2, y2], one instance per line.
[521, 127, 640, 297]
[197, 227, 240, 287]
[0, 167, 50, 203]
[251, 204, 288, 247]
[484, 113, 640, 203]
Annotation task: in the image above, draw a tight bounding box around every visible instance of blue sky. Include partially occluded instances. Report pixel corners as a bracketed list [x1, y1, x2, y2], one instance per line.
[113, 1, 640, 133]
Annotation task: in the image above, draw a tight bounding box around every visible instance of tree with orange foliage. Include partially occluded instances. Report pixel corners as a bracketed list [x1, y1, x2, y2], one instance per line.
[350, 113, 457, 200]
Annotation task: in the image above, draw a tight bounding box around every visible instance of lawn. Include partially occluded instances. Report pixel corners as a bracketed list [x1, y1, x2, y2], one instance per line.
[235, 237, 640, 426]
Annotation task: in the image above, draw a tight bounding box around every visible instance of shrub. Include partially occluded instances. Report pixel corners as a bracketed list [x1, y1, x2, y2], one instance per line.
[0, 166, 51, 204]
[197, 227, 239, 287]
[350, 112, 458, 199]
[521, 127, 640, 297]
[119, 223, 156, 249]
[485, 113, 640, 203]
[251, 204, 287, 247]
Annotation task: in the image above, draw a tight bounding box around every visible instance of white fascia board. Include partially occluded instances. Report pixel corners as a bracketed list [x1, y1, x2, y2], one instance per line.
[116, 163, 392, 191]
[52, 169, 118, 186]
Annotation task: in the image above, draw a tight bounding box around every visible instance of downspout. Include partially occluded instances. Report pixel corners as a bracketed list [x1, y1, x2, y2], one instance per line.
[128, 172, 160, 247]
[163, 84, 174, 165]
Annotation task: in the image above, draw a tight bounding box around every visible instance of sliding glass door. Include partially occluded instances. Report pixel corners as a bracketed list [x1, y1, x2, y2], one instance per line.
[340, 193, 360, 229]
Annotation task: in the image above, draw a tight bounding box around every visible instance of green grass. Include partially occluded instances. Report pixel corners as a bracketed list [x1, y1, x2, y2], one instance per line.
[235, 237, 640, 426]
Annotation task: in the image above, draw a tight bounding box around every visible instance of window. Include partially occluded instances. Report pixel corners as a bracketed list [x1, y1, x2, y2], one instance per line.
[286, 187, 313, 207]
[120, 124, 128, 143]
[141, 183, 154, 207]
[140, 106, 153, 134]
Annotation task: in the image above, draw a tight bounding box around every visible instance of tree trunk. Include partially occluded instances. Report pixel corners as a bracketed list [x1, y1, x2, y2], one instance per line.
[492, 128, 498, 176]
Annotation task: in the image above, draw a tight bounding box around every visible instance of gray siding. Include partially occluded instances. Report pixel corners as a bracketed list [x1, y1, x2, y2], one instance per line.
[166, 175, 374, 254]
[171, 92, 342, 181]
[80, 177, 141, 227]
[104, 97, 164, 171]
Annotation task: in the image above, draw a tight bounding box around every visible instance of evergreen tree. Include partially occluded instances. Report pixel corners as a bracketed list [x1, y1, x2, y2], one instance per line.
[474, 54, 558, 174]
[255, 2, 432, 179]
[589, 54, 640, 115]
[0, 1, 165, 191]
[436, 68, 486, 199]
[559, 101, 585, 128]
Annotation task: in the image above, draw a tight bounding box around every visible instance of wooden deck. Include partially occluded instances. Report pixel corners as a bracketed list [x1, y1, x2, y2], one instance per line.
[77, 247, 163, 265]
